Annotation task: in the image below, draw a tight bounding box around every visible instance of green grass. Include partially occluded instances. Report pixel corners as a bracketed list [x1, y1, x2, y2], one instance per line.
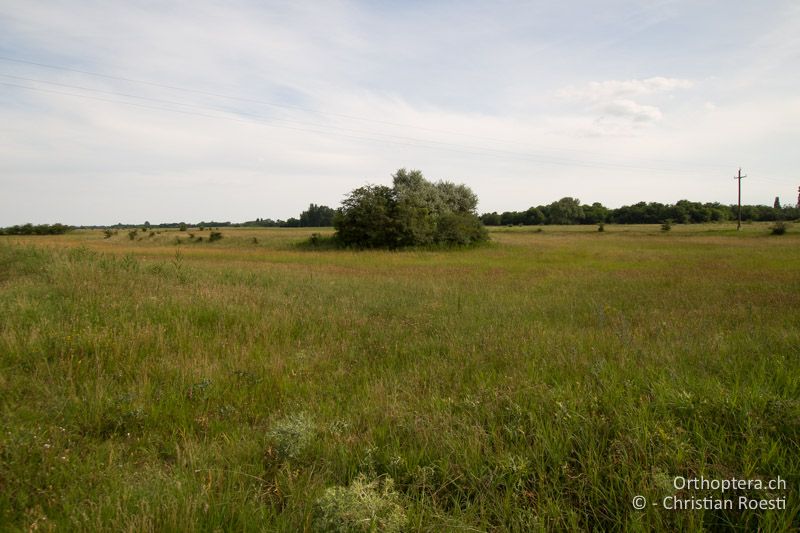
[1, 224, 798, 531]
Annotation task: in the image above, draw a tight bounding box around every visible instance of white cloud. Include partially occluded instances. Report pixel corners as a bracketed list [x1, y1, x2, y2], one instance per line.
[554, 76, 693, 135]
[601, 99, 663, 122]
[558, 77, 694, 103]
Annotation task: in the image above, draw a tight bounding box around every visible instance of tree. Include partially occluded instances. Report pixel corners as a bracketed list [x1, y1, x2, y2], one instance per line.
[334, 184, 401, 248]
[523, 207, 546, 225]
[774, 197, 781, 209]
[500, 211, 523, 226]
[0, 223, 70, 235]
[334, 169, 488, 248]
[480, 212, 501, 226]
[581, 202, 609, 224]
[435, 212, 488, 245]
[434, 181, 478, 214]
[299, 204, 336, 227]
[547, 197, 584, 225]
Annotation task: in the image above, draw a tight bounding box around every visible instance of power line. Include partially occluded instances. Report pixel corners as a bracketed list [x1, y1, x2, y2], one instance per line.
[751, 175, 795, 185]
[0, 81, 464, 151]
[2, 79, 732, 177]
[0, 55, 731, 170]
[0, 73, 473, 148]
[5, 56, 788, 185]
[8, 72, 656, 165]
[0, 55, 530, 145]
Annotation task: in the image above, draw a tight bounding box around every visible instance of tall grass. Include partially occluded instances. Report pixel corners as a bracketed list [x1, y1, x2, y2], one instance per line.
[0, 225, 798, 531]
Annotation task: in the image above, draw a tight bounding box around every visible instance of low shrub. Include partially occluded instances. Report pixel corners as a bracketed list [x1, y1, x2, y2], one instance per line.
[770, 221, 789, 235]
[267, 412, 315, 461]
[313, 474, 406, 533]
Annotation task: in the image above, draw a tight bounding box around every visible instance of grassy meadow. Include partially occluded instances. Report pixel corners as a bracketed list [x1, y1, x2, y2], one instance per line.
[0, 223, 798, 531]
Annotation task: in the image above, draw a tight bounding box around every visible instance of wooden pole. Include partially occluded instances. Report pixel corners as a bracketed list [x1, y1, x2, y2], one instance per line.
[735, 168, 746, 230]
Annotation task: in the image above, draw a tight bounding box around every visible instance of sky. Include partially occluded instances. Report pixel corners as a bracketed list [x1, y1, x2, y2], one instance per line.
[1, 0, 798, 225]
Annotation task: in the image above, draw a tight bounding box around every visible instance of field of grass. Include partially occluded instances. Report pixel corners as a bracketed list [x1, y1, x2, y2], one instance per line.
[1, 223, 798, 531]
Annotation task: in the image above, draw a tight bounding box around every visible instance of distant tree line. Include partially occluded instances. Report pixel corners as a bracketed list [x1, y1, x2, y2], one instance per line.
[241, 204, 336, 228]
[4, 197, 797, 234]
[0, 223, 70, 235]
[480, 198, 800, 226]
[78, 221, 234, 230]
[70, 205, 335, 230]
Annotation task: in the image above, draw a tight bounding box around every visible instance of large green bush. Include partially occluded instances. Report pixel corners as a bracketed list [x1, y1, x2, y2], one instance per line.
[435, 212, 489, 244]
[334, 169, 488, 248]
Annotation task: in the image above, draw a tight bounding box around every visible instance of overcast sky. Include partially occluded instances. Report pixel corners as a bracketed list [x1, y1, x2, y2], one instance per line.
[1, 0, 798, 225]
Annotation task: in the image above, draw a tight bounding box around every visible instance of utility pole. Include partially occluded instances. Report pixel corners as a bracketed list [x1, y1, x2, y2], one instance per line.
[734, 168, 746, 230]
